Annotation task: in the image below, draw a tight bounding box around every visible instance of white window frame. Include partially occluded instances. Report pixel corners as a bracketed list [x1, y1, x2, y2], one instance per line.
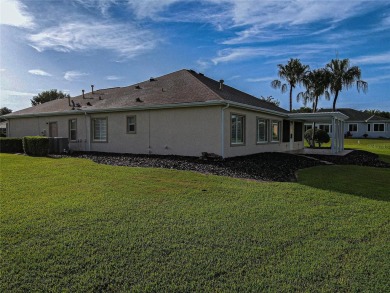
[126, 115, 136, 134]
[256, 118, 268, 143]
[373, 123, 385, 132]
[348, 123, 358, 132]
[231, 114, 245, 145]
[92, 117, 108, 142]
[271, 121, 280, 142]
[68, 119, 77, 141]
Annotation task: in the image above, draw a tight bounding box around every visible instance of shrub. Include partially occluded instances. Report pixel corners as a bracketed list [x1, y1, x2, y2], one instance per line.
[0, 137, 24, 153]
[22, 136, 49, 156]
[363, 133, 368, 138]
[304, 129, 330, 147]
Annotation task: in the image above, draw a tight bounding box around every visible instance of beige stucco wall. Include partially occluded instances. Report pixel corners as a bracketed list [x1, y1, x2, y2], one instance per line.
[7, 105, 304, 157]
[88, 106, 222, 156]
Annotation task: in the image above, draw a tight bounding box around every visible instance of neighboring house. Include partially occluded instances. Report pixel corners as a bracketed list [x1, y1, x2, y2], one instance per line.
[2, 69, 347, 157]
[304, 108, 390, 138]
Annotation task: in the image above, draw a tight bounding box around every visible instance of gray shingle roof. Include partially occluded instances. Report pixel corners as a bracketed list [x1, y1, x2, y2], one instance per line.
[318, 108, 390, 122]
[6, 69, 288, 117]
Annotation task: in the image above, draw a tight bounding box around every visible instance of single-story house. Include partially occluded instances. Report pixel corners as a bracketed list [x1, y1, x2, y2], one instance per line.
[304, 108, 390, 138]
[2, 69, 348, 157]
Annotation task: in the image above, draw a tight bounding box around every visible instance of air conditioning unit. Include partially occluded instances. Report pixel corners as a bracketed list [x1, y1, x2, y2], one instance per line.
[48, 137, 69, 154]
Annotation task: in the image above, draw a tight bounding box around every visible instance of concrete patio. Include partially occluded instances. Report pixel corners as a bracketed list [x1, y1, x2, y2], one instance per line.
[287, 148, 353, 156]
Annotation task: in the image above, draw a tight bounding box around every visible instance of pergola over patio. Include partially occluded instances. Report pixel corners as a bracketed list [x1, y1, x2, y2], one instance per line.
[288, 112, 349, 154]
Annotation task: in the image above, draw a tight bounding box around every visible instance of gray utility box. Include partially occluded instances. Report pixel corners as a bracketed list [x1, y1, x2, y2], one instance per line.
[48, 137, 69, 154]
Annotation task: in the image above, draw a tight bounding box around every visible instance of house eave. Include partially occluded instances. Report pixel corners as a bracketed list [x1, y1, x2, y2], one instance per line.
[3, 100, 288, 119]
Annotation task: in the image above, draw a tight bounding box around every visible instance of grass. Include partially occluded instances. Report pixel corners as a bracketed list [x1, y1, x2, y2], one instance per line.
[304, 138, 390, 163]
[1, 153, 389, 292]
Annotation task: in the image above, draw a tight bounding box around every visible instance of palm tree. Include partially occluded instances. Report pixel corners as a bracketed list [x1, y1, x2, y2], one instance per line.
[297, 68, 331, 147]
[326, 58, 368, 111]
[297, 69, 331, 113]
[271, 58, 309, 111]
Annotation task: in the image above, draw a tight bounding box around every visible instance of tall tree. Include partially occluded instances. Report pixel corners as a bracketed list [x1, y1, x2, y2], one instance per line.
[271, 58, 309, 111]
[326, 58, 368, 111]
[0, 107, 12, 122]
[297, 69, 331, 147]
[31, 89, 70, 106]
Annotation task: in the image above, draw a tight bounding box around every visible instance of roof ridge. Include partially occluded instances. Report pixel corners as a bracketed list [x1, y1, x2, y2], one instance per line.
[185, 70, 225, 101]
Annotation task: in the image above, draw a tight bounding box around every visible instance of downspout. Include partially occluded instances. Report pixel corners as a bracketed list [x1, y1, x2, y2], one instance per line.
[221, 103, 230, 158]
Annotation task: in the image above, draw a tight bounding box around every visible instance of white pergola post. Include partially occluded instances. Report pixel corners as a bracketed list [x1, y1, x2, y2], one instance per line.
[331, 117, 336, 154]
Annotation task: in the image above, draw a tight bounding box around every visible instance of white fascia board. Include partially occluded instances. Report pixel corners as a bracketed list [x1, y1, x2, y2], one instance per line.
[288, 112, 349, 121]
[4, 100, 289, 118]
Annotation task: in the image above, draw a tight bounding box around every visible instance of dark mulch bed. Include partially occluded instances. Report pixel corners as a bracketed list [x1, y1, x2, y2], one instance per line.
[62, 150, 389, 182]
[67, 152, 324, 182]
[304, 150, 390, 168]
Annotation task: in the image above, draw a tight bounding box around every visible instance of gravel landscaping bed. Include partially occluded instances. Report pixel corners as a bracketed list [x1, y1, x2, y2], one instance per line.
[62, 150, 388, 182]
[303, 150, 390, 168]
[67, 152, 324, 182]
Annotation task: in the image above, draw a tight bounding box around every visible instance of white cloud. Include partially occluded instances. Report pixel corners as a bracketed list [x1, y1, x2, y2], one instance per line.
[28, 69, 52, 76]
[2, 89, 36, 96]
[0, 69, 5, 72]
[106, 75, 121, 80]
[0, 0, 35, 28]
[28, 21, 158, 58]
[351, 52, 390, 65]
[64, 71, 89, 81]
[126, 0, 183, 19]
[246, 76, 274, 83]
[72, 0, 119, 15]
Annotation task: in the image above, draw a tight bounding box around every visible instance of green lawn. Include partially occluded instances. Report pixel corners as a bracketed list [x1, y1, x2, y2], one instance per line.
[304, 138, 390, 163]
[1, 154, 389, 292]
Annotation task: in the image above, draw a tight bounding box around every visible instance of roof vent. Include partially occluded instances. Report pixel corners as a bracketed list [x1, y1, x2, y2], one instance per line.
[150, 77, 156, 82]
[87, 102, 92, 106]
[71, 100, 75, 107]
[135, 85, 141, 89]
[198, 72, 204, 76]
[136, 97, 143, 102]
[91, 85, 94, 94]
[76, 103, 81, 107]
[219, 79, 224, 91]
[99, 96, 102, 100]
[189, 69, 196, 73]
[82, 89, 85, 99]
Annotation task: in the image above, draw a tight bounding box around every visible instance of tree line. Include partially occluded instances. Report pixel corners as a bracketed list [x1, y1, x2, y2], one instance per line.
[271, 58, 368, 112]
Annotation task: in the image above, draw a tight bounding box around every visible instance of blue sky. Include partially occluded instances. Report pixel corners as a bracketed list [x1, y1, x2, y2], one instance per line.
[1, 0, 389, 112]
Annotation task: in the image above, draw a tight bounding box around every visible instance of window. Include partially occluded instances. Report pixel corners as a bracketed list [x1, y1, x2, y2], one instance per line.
[348, 123, 358, 132]
[373, 123, 385, 132]
[69, 119, 77, 141]
[368, 124, 371, 132]
[127, 116, 136, 133]
[92, 118, 107, 142]
[231, 114, 245, 145]
[256, 118, 268, 143]
[271, 121, 280, 142]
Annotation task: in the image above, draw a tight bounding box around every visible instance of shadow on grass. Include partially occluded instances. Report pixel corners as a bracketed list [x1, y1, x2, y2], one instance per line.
[297, 165, 390, 202]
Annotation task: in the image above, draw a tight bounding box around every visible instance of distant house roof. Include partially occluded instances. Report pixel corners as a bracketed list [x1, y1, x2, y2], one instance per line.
[318, 108, 390, 122]
[4, 69, 288, 118]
